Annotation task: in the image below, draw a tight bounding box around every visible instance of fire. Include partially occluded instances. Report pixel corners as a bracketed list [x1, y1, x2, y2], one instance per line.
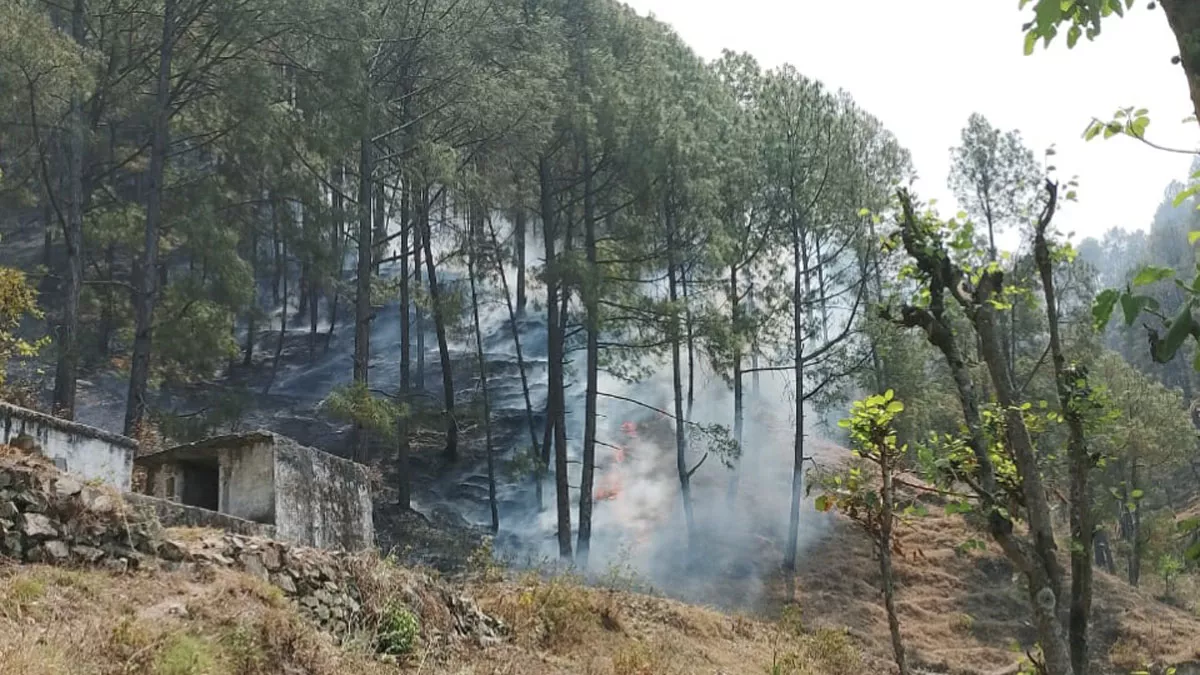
[621, 421, 638, 437]
[594, 474, 622, 501]
[613, 445, 626, 463]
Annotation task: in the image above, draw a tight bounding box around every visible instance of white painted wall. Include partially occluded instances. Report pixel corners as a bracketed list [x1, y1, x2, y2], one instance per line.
[1, 404, 135, 490]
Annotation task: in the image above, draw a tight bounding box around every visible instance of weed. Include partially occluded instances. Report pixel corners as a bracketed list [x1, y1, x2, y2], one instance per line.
[0, 575, 45, 619]
[778, 603, 803, 636]
[612, 640, 671, 675]
[467, 539, 505, 583]
[221, 622, 266, 673]
[153, 633, 216, 675]
[376, 603, 420, 656]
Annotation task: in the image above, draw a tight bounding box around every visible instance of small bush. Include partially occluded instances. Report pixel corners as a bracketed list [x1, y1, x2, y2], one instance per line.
[153, 633, 216, 675]
[376, 603, 420, 656]
[0, 575, 45, 619]
[612, 640, 671, 675]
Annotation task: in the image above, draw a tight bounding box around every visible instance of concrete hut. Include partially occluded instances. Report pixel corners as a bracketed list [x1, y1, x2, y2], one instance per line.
[135, 431, 373, 551]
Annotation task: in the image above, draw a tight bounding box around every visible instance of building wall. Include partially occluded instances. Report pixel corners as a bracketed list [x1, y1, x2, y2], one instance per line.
[218, 442, 275, 524]
[273, 439, 373, 551]
[0, 402, 135, 490]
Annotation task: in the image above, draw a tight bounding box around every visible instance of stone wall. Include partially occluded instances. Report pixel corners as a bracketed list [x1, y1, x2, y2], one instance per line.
[0, 448, 504, 647]
[124, 493, 275, 539]
[0, 402, 136, 490]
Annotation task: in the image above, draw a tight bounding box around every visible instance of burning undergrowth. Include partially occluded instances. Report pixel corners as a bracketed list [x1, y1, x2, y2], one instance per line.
[494, 366, 843, 613]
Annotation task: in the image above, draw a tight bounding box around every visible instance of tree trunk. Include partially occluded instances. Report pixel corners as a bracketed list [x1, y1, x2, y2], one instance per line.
[52, 0, 86, 420]
[727, 263, 744, 505]
[682, 264, 696, 422]
[421, 190, 457, 461]
[541, 155, 571, 558]
[99, 243, 115, 357]
[784, 220, 805, 573]
[397, 181, 411, 510]
[373, 178, 387, 276]
[124, 0, 175, 436]
[265, 214, 287, 396]
[665, 194, 695, 546]
[1161, 0, 1200, 129]
[468, 205, 499, 533]
[352, 133, 374, 464]
[515, 207, 527, 316]
[1127, 460, 1143, 587]
[413, 187, 426, 390]
[1034, 187, 1092, 675]
[577, 132, 599, 566]
[244, 227, 258, 367]
[486, 216, 541, 509]
[325, 166, 345, 354]
[879, 450, 909, 675]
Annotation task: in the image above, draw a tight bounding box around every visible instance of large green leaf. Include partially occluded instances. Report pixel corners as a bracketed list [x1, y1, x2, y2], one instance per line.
[1092, 288, 1119, 332]
[1131, 265, 1175, 287]
[1119, 294, 1157, 326]
[1154, 302, 1195, 363]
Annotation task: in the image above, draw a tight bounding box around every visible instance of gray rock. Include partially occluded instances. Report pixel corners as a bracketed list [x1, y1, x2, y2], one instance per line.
[316, 604, 331, 621]
[239, 552, 268, 580]
[271, 573, 297, 595]
[54, 477, 83, 498]
[1, 531, 23, 556]
[15, 491, 47, 513]
[80, 486, 117, 514]
[72, 545, 105, 563]
[102, 557, 129, 574]
[20, 513, 57, 538]
[0, 501, 17, 519]
[260, 546, 282, 571]
[0, 471, 11, 489]
[43, 540, 70, 560]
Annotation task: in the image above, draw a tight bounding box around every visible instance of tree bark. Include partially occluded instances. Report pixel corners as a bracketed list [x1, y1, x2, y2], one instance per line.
[352, 133, 374, 464]
[577, 130, 599, 565]
[468, 204, 499, 533]
[124, 0, 175, 436]
[52, 0, 86, 420]
[413, 186, 426, 390]
[727, 263, 744, 505]
[515, 207, 527, 316]
[244, 226, 258, 366]
[1161, 0, 1200, 129]
[879, 449, 909, 675]
[397, 181, 411, 509]
[421, 190, 457, 461]
[486, 216, 541, 509]
[784, 217, 805, 573]
[665, 193, 696, 546]
[541, 154, 572, 558]
[325, 166, 345, 353]
[265, 208, 287, 396]
[1033, 182, 1092, 675]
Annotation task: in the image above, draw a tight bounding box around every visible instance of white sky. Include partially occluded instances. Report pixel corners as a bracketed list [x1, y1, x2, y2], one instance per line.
[624, 0, 1199, 242]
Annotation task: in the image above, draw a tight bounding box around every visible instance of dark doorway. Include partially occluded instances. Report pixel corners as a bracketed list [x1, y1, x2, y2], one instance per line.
[178, 461, 219, 511]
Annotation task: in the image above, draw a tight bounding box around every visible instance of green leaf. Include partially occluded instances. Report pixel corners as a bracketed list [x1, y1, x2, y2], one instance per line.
[1067, 25, 1081, 48]
[1173, 183, 1200, 207]
[1024, 30, 1038, 55]
[1083, 122, 1102, 141]
[886, 401, 904, 413]
[1130, 488, 1144, 500]
[1120, 294, 1157, 326]
[1092, 289, 1120, 331]
[814, 495, 832, 512]
[1189, 231, 1200, 246]
[1156, 302, 1195, 362]
[1131, 265, 1175, 287]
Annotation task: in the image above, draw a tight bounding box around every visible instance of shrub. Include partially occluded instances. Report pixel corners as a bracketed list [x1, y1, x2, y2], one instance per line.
[153, 634, 216, 675]
[376, 602, 420, 656]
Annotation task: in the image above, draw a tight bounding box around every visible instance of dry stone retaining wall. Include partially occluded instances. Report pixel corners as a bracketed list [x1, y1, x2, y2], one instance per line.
[0, 448, 505, 648]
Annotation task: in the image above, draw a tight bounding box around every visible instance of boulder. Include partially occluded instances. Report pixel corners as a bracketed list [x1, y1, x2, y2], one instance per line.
[20, 512, 57, 538]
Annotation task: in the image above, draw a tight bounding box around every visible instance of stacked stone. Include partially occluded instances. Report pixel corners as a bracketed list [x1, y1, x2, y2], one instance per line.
[190, 533, 364, 638]
[0, 460, 160, 571]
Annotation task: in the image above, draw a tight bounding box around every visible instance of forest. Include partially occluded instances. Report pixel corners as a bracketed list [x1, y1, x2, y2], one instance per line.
[3, 1, 1200, 674]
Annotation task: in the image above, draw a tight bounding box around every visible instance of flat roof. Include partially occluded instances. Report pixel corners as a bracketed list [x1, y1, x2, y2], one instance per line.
[1, 401, 138, 450]
[135, 430, 276, 466]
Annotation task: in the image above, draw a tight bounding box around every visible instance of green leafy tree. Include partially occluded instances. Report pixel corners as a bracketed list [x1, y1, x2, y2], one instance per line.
[816, 390, 912, 675]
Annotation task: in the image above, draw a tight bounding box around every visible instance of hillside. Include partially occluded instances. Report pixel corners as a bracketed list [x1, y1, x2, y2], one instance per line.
[2, 443, 1198, 675]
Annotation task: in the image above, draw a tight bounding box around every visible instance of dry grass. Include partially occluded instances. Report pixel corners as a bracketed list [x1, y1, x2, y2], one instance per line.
[785, 507, 1200, 674]
[0, 563, 393, 675]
